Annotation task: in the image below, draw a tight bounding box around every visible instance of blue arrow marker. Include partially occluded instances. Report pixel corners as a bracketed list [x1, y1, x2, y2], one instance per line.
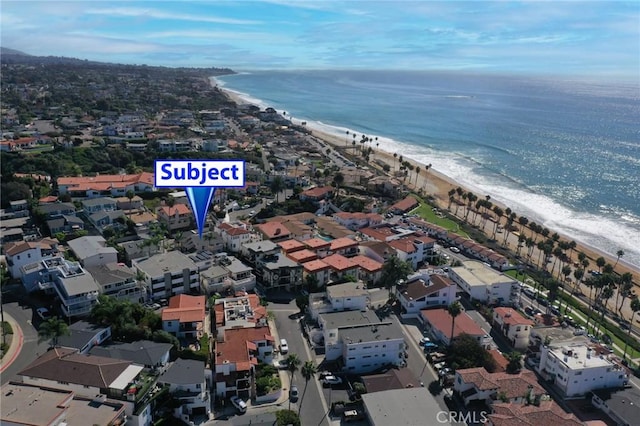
[186, 187, 216, 238]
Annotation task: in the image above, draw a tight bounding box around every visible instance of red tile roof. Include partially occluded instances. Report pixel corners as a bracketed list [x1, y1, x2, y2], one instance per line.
[162, 294, 206, 323]
[158, 203, 191, 216]
[488, 400, 584, 425]
[255, 221, 291, 240]
[301, 186, 333, 198]
[421, 308, 485, 337]
[215, 326, 272, 369]
[219, 222, 250, 236]
[303, 238, 332, 250]
[494, 307, 535, 326]
[457, 367, 545, 399]
[287, 249, 318, 263]
[329, 237, 358, 251]
[302, 259, 331, 273]
[322, 253, 357, 272]
[4, 238, 58, 256]
[350, 255, 383, 272]
[388, 238, 417, 254]
[390, 196, 419, 213]
[277, 239, 306, 253]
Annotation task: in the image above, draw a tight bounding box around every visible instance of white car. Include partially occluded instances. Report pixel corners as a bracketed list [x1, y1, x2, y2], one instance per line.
[280, 338, 289, 354]
[449, 247, 461, 253]
[36, 307, 51, 320]
[230, 396, 247, 413]
[321, 375, 343, 386]
[419, 337, 431, 345]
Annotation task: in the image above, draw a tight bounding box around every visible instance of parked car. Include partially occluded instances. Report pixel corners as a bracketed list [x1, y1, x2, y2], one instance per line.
[321, 375, 343, 386]
[573, 326, 587, 336]
[36, 307, 51, 320]
[280, 338, 289, 354]
[230, 396, 247, 414]
[423, 342, 438, 352]
[289, 385, 299, 402]
[343, 409, 365, 422]
[449, 247, 461, 253]
[277, 359, 289, 370]
[419, 337, 431, 345]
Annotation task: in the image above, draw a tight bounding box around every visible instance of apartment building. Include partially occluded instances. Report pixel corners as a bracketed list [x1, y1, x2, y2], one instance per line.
[448, 260, 519, 306]
[134, 251, 199, 300]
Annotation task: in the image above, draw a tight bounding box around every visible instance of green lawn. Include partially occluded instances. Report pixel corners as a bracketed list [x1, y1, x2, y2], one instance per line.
[410, 202, 469, 238]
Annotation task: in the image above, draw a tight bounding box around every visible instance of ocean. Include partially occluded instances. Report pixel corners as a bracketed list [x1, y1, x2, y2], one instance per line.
[214, 70, 640, 270]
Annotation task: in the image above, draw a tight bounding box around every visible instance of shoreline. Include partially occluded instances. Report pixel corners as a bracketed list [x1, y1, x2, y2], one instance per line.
[214, 81, 639, 282]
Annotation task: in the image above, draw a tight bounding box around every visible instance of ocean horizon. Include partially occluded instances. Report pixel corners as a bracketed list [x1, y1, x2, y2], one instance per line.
[214, 70, 640, 270]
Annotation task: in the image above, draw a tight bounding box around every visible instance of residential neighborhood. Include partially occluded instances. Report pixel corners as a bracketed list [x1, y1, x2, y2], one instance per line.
[1, 54, 639, 426]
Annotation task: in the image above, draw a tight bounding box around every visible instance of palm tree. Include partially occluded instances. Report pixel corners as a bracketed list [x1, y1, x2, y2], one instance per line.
[393, 153, 398, 169]
[595, 285, 614, 336]
[270, 175, 285, 203]
[380, 256, 413, 300]
[616, 273, 634, 316]
[596, 256, 606, 273]
[38, 317, 70, 347]
[623, 297, 640, 360]
[332, 172, 345, 205]
[447, 301, 462, 348]
[447, 189, 456, 210]
[299, 361, 317, 415]
[286, 354, 301, 410]
[614, 249, 625, 269]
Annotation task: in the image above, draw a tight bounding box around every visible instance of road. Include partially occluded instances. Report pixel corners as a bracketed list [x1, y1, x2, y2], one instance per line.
[1, 302, 50, 385]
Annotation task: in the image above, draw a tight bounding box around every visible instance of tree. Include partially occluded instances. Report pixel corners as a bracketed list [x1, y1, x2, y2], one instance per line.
[380, 256, 413, 299]
[614, 249, 625, 269]
[38, 317, 70, 347]
[125, 189, 135, 204]
[299, 361, 317, 415]
[285, 354, 301, 410]
[448, 333, 497, 372]
[295, 295, 309, 313]
[447, 302, 462, 348]
[623, 297, 640, 360]
[596, 256, 606, 272]
[332, 172, 344, 204]
[595, 285, 614, 335]
[270, 176, 285, 203]
[616, 273, 634, 316]
[505, 352, 523, 373]
[276, 409, 301, 426]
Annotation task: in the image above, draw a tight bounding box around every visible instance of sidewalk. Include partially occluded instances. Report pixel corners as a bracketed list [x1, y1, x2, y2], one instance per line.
[0, 312, 24, 374]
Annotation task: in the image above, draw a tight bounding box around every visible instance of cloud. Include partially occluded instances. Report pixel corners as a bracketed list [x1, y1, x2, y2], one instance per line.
[85, 6, 260, 25]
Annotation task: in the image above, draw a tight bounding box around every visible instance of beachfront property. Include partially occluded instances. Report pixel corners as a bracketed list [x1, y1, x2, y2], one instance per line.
[308, 282, 370, 320]
[492, 307, 534, 350]
[133, 251, 199, 300]
[536, 339, 629, 397]
[396, 274, 457, 317]
[388, 195, 419, 214]
[448, 260, 519, 305]
[420, 308, 493, 348]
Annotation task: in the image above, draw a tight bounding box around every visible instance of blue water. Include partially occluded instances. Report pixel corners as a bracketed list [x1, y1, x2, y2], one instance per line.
[214, 70, 640, 269]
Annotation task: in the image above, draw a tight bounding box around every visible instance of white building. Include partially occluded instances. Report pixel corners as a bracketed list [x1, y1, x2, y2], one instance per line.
[537, 340, 629, 397]
[200, 256, 256, 294]
[218, 223, 253, 253]
[67, 236, 118, 268]
[308, 282, 369, 320]
[158, 358, 211, 422]
[133, 251, 199, 300]
[396, 274, 457, 317]
[448, 260, 519, 305]
[5, 238, 59, 279]
[493, 307, 534, 350]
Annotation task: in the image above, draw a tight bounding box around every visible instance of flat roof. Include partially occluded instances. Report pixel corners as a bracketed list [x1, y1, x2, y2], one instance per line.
[0, 382, 73, 425]
[320, 310, 381, 329]
[362, 387, 450, 426]
[109, 364, 145, 390]
[452, 260, 514, 286]
[339, 323, 401, 344]
[136, 251, 197, 277]
[549, 344, 614, 369]
[326, 282, 368, 299]
[59, 273, 100, 296]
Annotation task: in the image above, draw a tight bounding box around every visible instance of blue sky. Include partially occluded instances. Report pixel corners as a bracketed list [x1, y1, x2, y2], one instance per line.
[2, 1, 638, 78]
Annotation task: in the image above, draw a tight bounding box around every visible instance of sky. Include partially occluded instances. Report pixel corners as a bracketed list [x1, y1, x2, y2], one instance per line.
[2, 1, 639, 78]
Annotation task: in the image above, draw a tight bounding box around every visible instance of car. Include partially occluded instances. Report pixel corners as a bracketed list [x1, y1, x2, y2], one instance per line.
[159, 299, 169, 307]
[419, 337, 431, 345]
[230, 396, 247, 414]
[573, 326, 587, 336]
[321, 375, 343, 386]
[279, 338, 289, 354]
[36, 307, 51, 320]
[423, 343, 438, 353]
[449, 247, 461, 253]
[249, 210, 256, 216]
[439, 367, 453, 376]
[289, 385, 299, 402]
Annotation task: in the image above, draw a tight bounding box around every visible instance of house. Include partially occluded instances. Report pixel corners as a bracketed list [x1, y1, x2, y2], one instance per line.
[309, 282, 370, 320]
[493, 307, 534, 350]
[213, 294, 268, 331]
[286, 248, 318, 264]
[420, 308, 493, 348]
[261, 253, 303, 291]
[254, 221, 292, 242]
[351, 255, 383, 286]
[116, 195, 144, 211]
[157, 204, 193, 232]
[47, 215, 85, 235]
[81, 197, 117, 214]
[299, 186, 333, 203]
[362, 387, 451, 426]
[133, 251, 199, 300]
[17, 347, 154, 426]
[214, 326, 274, 399]
[241, 240, 281, 284]
[89, 210, 126, 232]
[56, 320, 112, 354]
[396, 275, 457, 317]
[448, 260, 519, 306]
[162, 294, 207, 341]
[90, 340, 173, 371]
[592, 386, 640, 426]
[218, 222, 252, 252]
[36, 202, 76, 219]
[536, 340, 629, 397]
[4, 238, 59, 279]
[329, 237, 359, 257]
[67, 236, 119, 267]
[453, 367, 545, 406]
[0, 382, 127, 426]
[333, 212, 384, 230]
[359, 240, 395, 264]
[57, 172, 154, 197]
[119, 238, 163, 265]
[320, 253, 358, 283]
[86, 262, 146, 303]
[158, 358, 210, 422]
[302, 237, 332, 258]
[277, 238, 307, 254]
[200, 256, 256, 294]
[388, 195, 419, 214]
[486, 400, 584, 426]
[54, 265, 101, 318]
[301, 259, 331, 291]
